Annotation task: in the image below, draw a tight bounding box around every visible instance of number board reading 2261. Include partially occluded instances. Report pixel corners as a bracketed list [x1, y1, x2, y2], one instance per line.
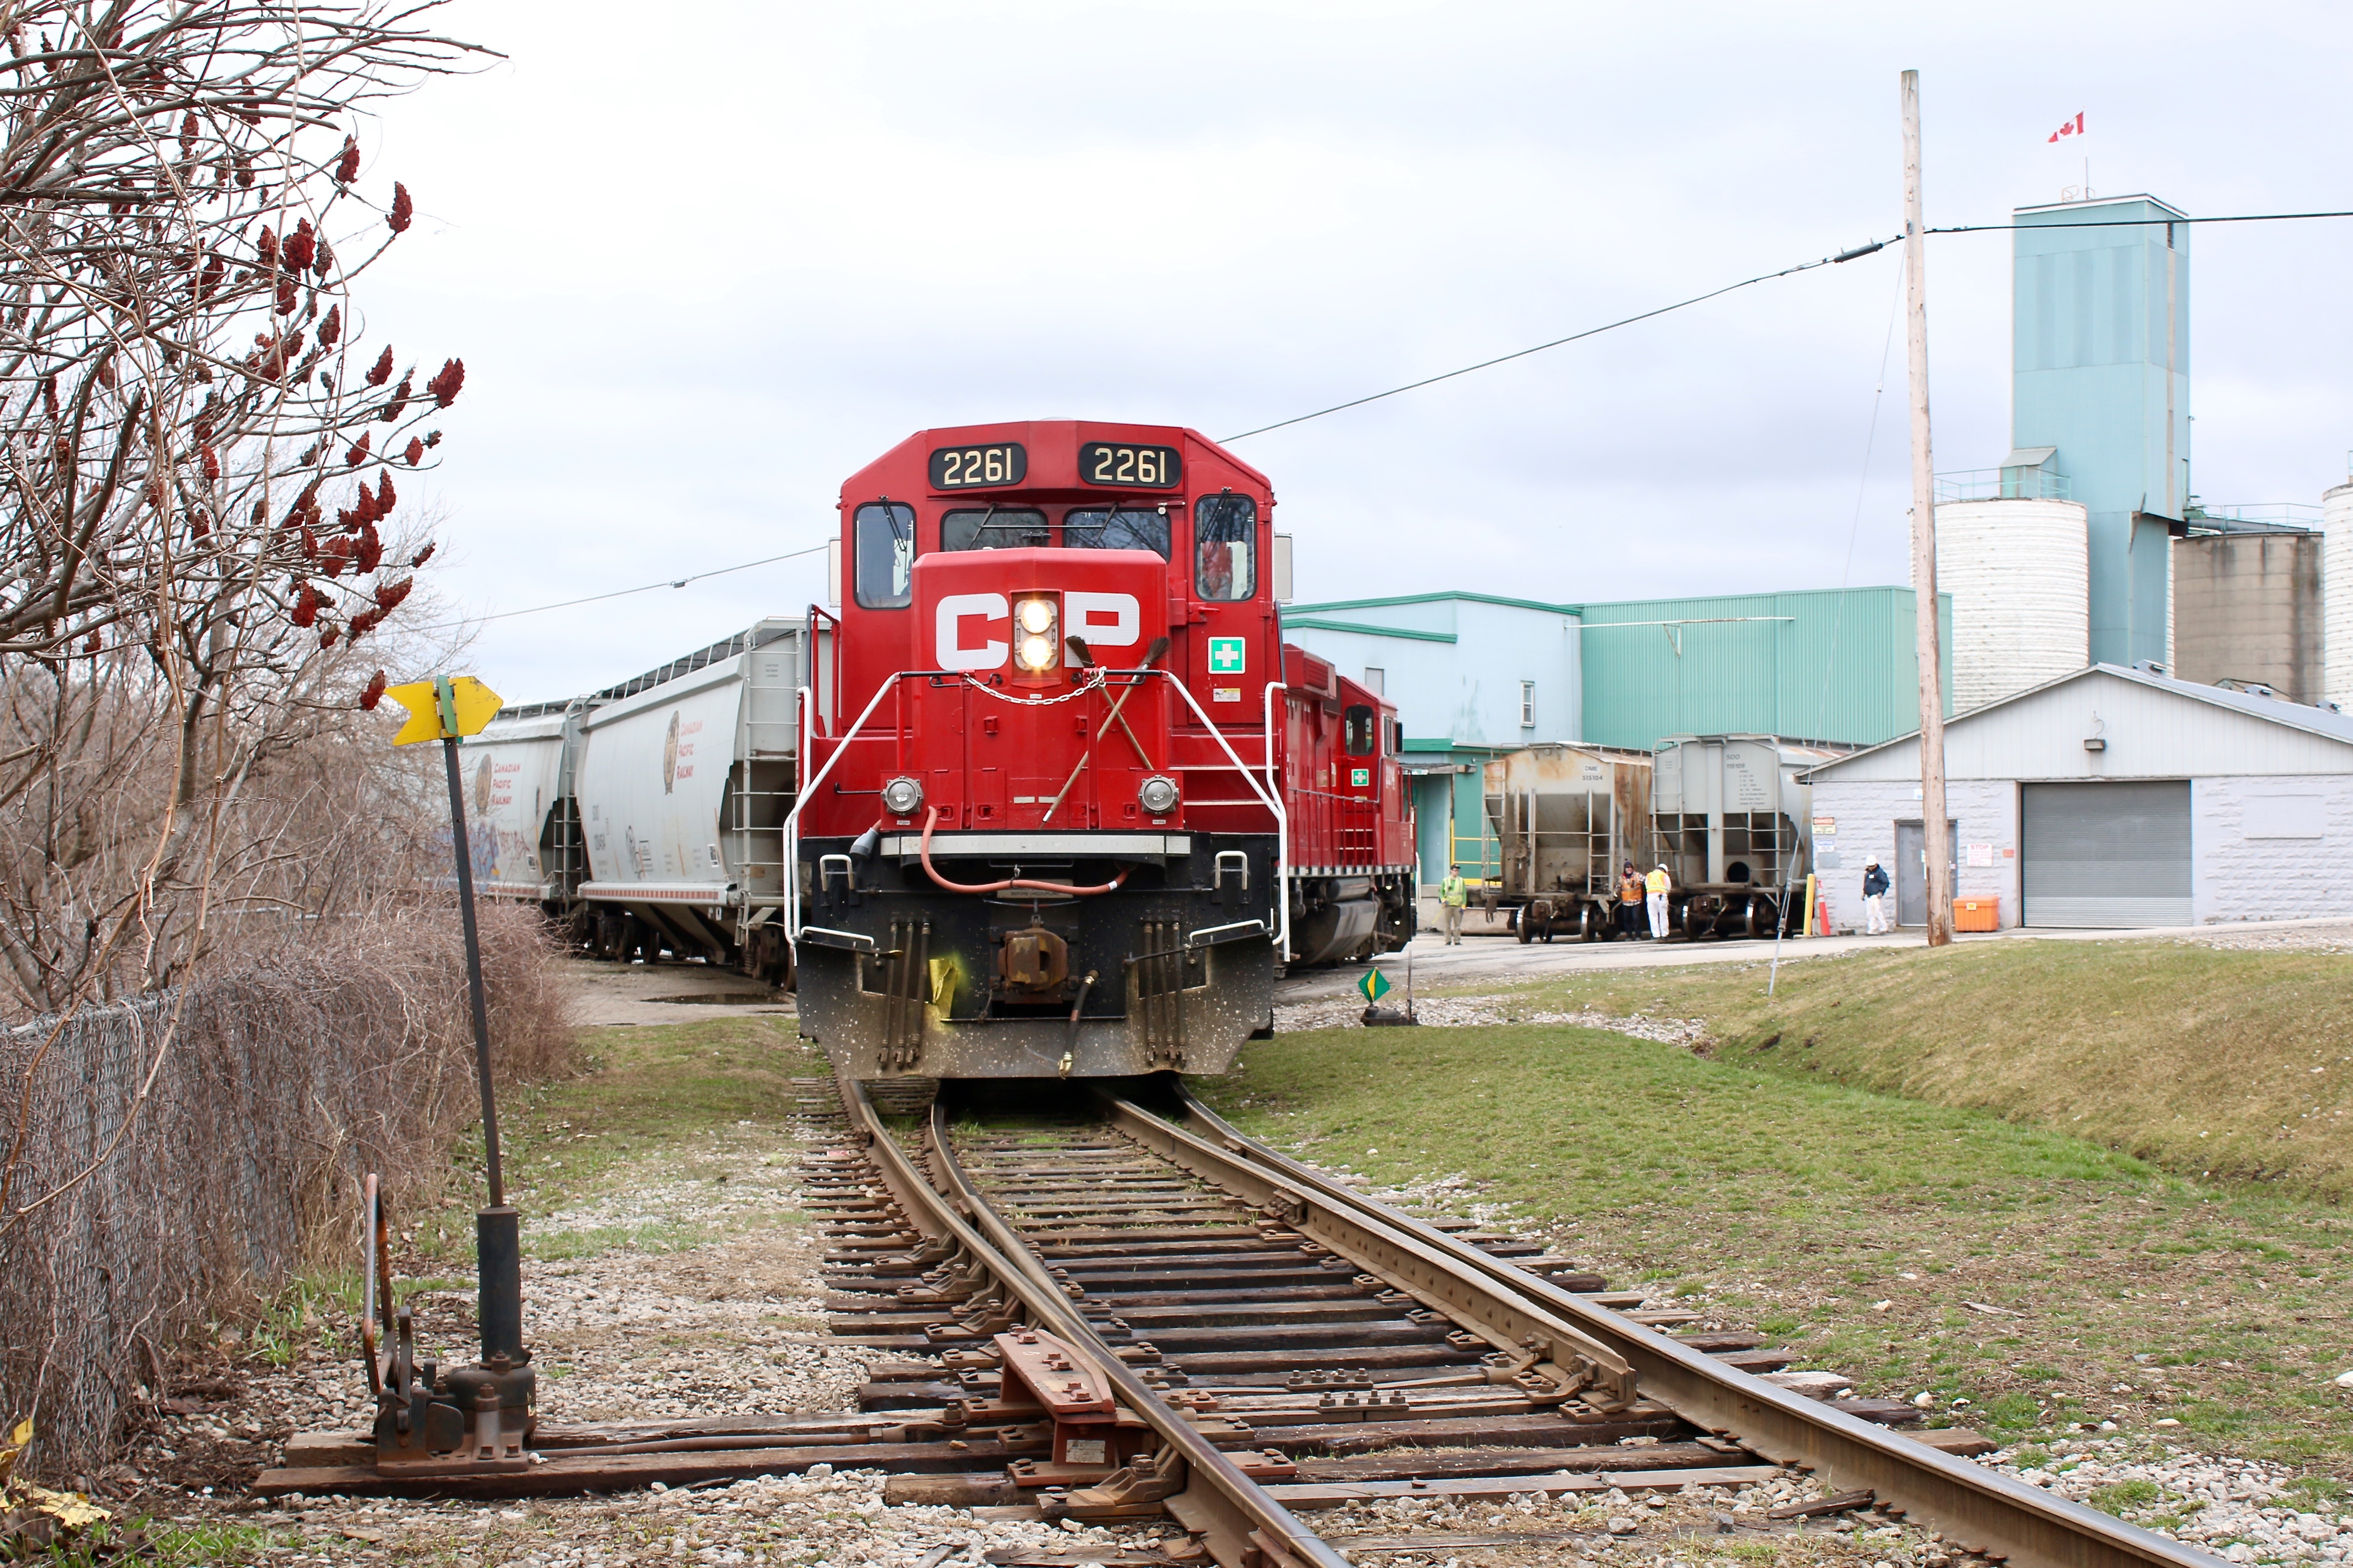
[1080, 442, 1181, 489]
[930, 443, 1027, 489]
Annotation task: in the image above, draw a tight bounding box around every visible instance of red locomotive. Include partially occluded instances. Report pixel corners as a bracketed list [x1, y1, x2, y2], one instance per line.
[788, 420, 1415, 1081]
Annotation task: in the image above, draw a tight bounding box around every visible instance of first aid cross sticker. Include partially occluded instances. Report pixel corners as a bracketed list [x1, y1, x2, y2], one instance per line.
[1208, 637, 1245, 674]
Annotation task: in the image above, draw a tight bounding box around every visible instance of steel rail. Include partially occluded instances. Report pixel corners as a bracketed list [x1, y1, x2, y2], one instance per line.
[1133, 1087, 2224, 1568]
[834, 1072, 1346, 1568]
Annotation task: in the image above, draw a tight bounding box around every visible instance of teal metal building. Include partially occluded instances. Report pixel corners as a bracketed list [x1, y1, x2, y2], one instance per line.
[1282, 586, 1951, 888]
[1279, 593, 1580, 884]
[1575, 588, 1952, 752]
[2010, 194, 2191, 667]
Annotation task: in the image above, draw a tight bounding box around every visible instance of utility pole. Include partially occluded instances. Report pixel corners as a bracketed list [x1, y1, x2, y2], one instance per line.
[1902, 68, 1954, 949]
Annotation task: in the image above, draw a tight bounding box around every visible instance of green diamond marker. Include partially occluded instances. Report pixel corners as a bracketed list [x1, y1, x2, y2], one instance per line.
[1357, 967, 1392, 1005]
[1208, 636, 1245, 674]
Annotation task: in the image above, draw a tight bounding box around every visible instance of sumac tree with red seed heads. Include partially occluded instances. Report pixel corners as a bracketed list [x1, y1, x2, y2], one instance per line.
[424, 357, 463, 408]
[0, 0, 493, 1032]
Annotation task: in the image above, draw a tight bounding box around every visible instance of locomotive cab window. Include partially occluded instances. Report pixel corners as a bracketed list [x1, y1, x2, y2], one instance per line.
[1194, 493, 1256, 601]
[942, 507, 1050, 551]
[853, 501, 916, 608]
[1343, 703, 1377, 758]
[1064, 507, 1171, 558]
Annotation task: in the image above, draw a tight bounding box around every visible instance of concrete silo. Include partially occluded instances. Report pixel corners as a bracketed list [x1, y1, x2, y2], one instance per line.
[2327, 478, 2353, 711]
[1934, 483, 2090, 713]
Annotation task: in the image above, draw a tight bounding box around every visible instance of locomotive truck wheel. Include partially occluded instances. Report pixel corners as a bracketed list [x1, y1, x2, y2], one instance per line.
[1578, 902, 1597, 942]
[1516, 907, 1533, 944]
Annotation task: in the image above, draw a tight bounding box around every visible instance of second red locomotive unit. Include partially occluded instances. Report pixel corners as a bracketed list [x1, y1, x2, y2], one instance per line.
[788, 420, 1414, 1080]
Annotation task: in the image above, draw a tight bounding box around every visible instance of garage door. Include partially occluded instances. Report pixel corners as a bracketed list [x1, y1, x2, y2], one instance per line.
[2021, 781, 2191, 927]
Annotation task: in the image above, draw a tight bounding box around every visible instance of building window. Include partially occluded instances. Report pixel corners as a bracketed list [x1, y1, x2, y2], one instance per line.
[1519, 680, 1536, 728]
[1362, 666, 1385, 695]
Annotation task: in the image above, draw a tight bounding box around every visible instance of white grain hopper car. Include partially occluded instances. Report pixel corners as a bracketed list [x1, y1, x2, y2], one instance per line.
[1651, 733, 1843, 939]
[460, 699, 590, 910]
[464, 618, 807, 984]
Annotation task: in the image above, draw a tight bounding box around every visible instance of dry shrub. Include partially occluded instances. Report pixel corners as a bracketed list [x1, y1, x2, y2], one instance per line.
[0, 895, 574, 1482]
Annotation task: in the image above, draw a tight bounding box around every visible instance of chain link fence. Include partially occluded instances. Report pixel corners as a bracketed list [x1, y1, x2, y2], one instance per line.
[0, 903, 572, 1481]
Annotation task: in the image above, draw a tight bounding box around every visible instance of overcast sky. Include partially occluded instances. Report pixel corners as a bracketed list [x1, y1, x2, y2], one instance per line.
[356, 0, 2353, 702]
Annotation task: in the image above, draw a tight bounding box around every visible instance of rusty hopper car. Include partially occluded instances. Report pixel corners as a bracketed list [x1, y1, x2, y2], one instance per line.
[1650, 733, 1840, 939]
[1479, 744, 1656, 942]
[789, 419, 1416, 1082]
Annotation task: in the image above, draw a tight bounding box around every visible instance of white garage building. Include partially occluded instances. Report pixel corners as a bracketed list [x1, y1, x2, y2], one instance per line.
[1801, 663, 2353, 929]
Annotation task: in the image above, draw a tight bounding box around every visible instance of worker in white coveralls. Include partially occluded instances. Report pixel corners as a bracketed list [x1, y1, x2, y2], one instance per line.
[1644, 864, 1671, 940]
[1862, 859, 1891, 934]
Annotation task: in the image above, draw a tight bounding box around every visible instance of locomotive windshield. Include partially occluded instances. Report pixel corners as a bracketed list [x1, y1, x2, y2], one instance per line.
[1344, 704, 1377, 757]
[941, 507, 1049, 551]
[1194, 493, 1255, 601]
[853, 502, 915, 608]
[1063, 507, 1170, 558]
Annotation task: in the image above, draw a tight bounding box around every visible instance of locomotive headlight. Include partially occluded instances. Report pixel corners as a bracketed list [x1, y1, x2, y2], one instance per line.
[1012, 594, 1059, 671]
[881, 776, 925, 816]
[1138, 774, 1180, 815]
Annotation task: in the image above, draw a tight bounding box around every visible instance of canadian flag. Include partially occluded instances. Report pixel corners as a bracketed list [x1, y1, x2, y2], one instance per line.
[2049, 112, 2087, 143]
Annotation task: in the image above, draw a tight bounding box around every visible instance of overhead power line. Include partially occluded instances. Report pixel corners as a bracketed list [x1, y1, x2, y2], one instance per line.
[1928, 208, 2353, 235]
[1219, 238, 1901, 443]
[1221, 205, 2352, 444]
[411, 207, 2349, 633]
[412, 542, 829, 633]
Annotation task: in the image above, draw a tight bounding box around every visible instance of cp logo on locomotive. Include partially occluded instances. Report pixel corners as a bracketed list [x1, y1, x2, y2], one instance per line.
[935, 592, 1140, 671]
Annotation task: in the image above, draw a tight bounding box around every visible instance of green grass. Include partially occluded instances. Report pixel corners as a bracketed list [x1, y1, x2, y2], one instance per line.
[413, 1016, 828, 1259]
[1196, 1001, 2353, 1475]
[27, 1519, 292, 1566]
[1543, 939, 2353, 1201]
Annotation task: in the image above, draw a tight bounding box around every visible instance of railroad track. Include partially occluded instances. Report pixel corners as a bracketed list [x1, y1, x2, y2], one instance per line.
[813, 1073, 2225, 1568]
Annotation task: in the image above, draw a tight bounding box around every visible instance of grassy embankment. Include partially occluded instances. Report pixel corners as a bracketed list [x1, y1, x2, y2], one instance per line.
[1194, 938, 2353, 1480]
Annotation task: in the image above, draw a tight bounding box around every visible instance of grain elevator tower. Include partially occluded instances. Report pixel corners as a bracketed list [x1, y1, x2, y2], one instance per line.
[2011, 194, 2191, 668]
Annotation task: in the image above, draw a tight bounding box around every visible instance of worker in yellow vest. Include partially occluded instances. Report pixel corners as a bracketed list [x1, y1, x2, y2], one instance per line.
[1644, 864, 1671, 941]
[1439, 864, 1469, 946]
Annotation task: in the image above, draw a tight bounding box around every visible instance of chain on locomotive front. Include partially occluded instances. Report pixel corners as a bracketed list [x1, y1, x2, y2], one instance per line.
[789, 419, 1328, 1080]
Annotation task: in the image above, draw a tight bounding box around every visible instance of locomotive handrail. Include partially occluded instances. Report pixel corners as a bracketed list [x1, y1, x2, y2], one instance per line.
[785, 666, 1292, 960]
[1138, 668, 1289, 961]
[782, 672, 919, 950]
[1263, 679, 1287, 964]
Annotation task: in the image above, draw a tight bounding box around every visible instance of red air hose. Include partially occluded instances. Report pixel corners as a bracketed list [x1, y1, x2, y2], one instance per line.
[918, 806, 1130, 896]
